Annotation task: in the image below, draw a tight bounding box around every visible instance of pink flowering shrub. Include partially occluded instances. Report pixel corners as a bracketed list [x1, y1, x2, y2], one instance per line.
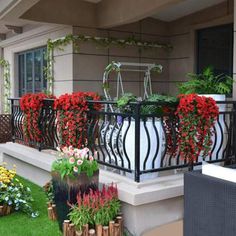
[51, 146, 98, 178]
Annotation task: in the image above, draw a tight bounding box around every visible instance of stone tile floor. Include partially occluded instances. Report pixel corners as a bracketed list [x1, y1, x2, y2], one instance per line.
[144, 220, 183, 236]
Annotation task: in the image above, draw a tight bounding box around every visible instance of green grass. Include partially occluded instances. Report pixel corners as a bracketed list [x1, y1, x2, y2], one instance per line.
[0, 176, 62, 236]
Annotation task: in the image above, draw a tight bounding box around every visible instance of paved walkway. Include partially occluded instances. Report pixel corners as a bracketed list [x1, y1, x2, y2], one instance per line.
[144, 220, 183, 236]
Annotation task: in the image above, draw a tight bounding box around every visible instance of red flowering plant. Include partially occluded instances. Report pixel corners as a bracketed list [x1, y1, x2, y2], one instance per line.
[20, 93, 54, 143]
[54, 92, 101, 149]
[176, 94, 219, 165]
[68, 184, 120, 231]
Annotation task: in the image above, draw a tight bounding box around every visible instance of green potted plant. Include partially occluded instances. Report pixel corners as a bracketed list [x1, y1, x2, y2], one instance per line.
[51, 146, 99, 231]
[178, 66, 233, 101]
[178, 67, 234, 162]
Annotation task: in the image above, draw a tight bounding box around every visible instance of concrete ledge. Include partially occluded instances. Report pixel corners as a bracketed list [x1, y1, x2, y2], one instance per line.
[0, 142, 184, 235]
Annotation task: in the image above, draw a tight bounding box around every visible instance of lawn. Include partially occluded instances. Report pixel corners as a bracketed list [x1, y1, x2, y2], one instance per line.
[0, 176, 62, 236]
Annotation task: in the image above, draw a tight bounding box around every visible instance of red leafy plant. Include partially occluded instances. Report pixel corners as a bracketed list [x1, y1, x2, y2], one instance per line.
[20, 93, 54, 142]
[176, 94, 219, 163]
[54, 92, 101, 149]
[68, 184, 120, 231]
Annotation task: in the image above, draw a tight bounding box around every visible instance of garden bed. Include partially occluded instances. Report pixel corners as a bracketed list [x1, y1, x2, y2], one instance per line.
[0, 176, 61, 236]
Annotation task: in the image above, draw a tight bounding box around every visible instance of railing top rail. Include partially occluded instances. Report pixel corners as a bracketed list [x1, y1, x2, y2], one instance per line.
[8, 98, 236, 105]
[8, 98, 20, 101]
[88, 99, 236, 105]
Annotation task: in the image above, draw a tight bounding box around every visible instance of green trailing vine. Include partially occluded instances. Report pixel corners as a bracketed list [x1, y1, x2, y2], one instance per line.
[0, 59, 10, 113]
[45, 34, 172, 94]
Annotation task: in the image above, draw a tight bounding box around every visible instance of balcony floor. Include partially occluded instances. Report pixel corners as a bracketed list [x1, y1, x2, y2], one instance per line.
[144, 220, 183, 236]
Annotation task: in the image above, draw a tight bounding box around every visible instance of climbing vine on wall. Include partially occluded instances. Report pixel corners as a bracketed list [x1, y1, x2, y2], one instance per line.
[45, 34, 172, 94]
[0, 59, 10, 113]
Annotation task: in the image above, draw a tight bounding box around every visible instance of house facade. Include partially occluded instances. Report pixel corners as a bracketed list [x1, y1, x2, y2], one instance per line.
[0, 0, 234, 112]
[0, 1, 235, 235]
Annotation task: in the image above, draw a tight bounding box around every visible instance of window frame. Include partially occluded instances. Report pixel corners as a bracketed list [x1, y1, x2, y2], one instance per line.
[18, 46, 47, 97]
[196, 23, 233, 76]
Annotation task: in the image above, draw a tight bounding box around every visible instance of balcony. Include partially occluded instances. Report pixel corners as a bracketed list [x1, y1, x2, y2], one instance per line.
[8, 98, 236, 182]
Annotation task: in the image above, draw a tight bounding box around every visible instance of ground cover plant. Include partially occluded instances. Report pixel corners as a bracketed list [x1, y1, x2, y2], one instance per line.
[0, 176, 61, 236]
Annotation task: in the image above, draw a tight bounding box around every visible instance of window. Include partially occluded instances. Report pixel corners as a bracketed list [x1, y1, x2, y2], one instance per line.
[18, 47, 47, 96]
[197, 24, 233, 76]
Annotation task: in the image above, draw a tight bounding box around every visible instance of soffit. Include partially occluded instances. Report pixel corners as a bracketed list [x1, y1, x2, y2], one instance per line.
[152, 0, 226, 21]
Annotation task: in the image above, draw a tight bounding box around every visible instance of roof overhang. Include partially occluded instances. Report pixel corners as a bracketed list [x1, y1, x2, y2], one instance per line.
[152, 0, 227, 22]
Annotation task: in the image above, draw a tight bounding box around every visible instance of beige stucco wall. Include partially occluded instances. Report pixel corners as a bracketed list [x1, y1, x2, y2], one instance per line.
[0, 0, 234, 110]
[72, 18, 170, 98]
[0, 24, 73, 103]
[72, 1, 234, 97]
[168, 0, 234, 95]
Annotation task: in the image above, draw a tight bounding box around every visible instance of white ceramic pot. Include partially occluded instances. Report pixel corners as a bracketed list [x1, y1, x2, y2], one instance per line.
[121, 119, 164, 180]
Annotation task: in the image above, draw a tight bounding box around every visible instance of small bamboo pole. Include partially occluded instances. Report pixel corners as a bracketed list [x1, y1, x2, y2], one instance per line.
[96, 224, 103, 236]
[109, 221, 115, 236]
[102, 226, 109, 236]
[83, 224, 89, 236]
[117, 212, 123, 217]
[116, 216, 123, 236]
[88, 229, 95, 236]
[114, 223, 120, 236]
[63, 220, 70, 236]
[3, 205, 7, 215]
[52, 204, 57, 220]
[76, 231, 83, 236]
[69, 223, 75, 236]
[6, 206, 11, 215]
[0, 206, 4, 216]
[48, 207, 53, 220]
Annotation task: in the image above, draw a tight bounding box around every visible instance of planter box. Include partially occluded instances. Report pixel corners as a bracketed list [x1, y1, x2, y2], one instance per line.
[122, 119, 164, 180]
[184, 170, 236, 236]
[52, 171, 99, 231]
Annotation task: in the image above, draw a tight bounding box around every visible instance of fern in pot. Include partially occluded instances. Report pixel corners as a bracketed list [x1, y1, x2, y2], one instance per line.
[178, 66, 234, 103]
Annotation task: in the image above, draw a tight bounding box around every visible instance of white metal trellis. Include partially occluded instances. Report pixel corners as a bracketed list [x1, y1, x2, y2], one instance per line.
[103, 61, 163, 111]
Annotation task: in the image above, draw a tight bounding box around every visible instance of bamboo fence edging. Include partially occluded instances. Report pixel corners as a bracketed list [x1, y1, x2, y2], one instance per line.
[0, 205, 12, 216]
[47, 202, 57, 220]
[63, 216, 124, 236]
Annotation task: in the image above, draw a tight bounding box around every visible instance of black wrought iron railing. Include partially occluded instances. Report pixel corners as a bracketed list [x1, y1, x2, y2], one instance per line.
[9, 98, 236, 182]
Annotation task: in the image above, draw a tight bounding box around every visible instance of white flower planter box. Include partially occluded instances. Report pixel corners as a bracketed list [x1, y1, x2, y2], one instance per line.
[121, 119, 164, 180]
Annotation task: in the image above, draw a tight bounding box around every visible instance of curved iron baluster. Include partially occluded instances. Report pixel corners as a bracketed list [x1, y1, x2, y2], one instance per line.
[160, 117, 168, 167]
[143, 119, 151, 171]
[109, 119, 119, 166]
[103, 115, 113, 164]
[116, 117, 129, 168]
[97, 118, 106, 161]
[122, 117, 131, 168]
[151, 117, 160, 169]
[209, 125, 217, 161]
[215, 116, 224, 160]
[222, 113, 231, 158]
